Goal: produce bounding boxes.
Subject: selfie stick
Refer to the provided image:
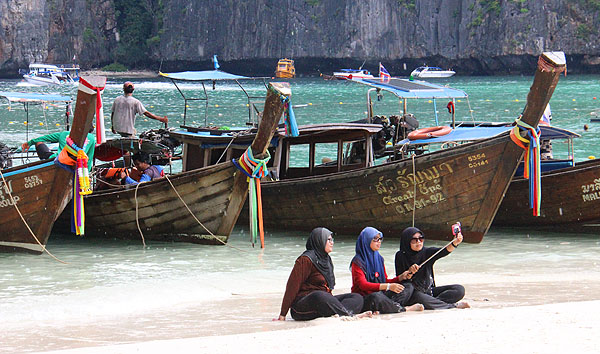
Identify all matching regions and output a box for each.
[418,238,457,268]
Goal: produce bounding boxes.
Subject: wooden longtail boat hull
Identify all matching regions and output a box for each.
[0,76,103,253]
[494,158,600,231]
[56,82,288,244]
[255,53,566,243]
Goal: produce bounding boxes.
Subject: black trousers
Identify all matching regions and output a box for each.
[290,291,364,321]
[408,284,465,310]
[362,282,415,314]
[34,143,53,160]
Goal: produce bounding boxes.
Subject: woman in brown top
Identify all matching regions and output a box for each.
[277,227,365,321]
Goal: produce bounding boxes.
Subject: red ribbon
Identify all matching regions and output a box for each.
[78,77,105,139]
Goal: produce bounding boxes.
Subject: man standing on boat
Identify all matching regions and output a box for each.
[111,81,168,138]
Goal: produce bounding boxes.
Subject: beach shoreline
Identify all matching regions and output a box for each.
[80,70,158,78]
[37,299,599,354]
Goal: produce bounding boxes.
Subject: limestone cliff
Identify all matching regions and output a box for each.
[1,0,599,77]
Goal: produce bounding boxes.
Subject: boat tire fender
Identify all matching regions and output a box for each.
[407,126,452,140]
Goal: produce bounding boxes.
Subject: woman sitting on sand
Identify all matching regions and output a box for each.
[350,227,424,314]
[395,226,470,310]
[277,227,368,321]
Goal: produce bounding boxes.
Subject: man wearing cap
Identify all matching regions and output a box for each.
[111,81,168,137]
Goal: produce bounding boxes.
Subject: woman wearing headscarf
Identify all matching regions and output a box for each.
[277,227,366,321]
[350,227,423,313]
[395,226,470,310]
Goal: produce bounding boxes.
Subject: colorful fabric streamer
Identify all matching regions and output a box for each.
[55,137,92,235]
[232,148,271,248]
[510,118,542,216]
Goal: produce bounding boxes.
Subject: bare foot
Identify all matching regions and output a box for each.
[373,311,380,316]
[355,310,374,318]
[406,303,425,311]
[456,301,470,309]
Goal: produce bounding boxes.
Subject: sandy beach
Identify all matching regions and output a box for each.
[38,300,599,354]
[19,265,600,354]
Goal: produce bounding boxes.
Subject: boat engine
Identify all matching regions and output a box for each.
[139,128,182,165]
[0,143,13,169]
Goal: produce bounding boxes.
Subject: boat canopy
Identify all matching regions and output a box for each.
[0,91,72,103]
[159,70,251,81]
[397,125,580,145]
[353,78,467,99]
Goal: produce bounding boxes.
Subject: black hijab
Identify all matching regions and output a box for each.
[395,226,434,293]
[395,226,428,274]
[301,227,336,289]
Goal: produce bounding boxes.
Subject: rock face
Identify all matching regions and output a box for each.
[1,0,600,77]
[0,0,116,77]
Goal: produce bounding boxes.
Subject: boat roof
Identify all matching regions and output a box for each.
[352,78,467,99]
[0,91,72,103]
[397,125,580,145]
[339,69,368,73]
[29,63,60,69]
[159,70,253,81]
[415,66,445,70]
[280,123,382,143]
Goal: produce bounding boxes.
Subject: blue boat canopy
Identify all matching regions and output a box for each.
[397,125,580,145]
[0,91,72,103]
[353,78,468,99]
[159,70,251,81]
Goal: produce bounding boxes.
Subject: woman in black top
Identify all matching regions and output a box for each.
[394,226,469,310]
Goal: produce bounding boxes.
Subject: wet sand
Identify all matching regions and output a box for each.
[10,269,600,353]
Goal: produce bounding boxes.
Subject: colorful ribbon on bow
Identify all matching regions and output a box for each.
[55,137,92,235]
[271,84,299,137]
[510,118,542,216]
[233,148,271,248]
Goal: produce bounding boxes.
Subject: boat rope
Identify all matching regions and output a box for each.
[162,174,249,253]
[232,147,271,248]
[271,85,299,137]
[131,175,249,253]
[411,153,416,227]
[215,129,253,165]
[134,181,146,248]
[510,117,542,216]
[56,137,92,235]
[0,169,67,263]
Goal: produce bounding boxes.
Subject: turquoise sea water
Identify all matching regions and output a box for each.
[1,75,600,352]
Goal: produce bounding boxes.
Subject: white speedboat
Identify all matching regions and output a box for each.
[332,68,375,80]
[410,66,455,78]
[20,63,80,86]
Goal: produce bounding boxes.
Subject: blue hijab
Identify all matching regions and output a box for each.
[350,227,387,283]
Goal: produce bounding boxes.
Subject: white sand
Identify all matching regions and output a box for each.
[38,300,599,354]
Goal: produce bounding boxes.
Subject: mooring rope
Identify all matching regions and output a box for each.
[0,169,67,263]
[131,174,248,253]
[411,153,416,227]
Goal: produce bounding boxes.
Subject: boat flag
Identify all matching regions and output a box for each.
[379,63,391,81]
[212,55,220,70]
[539,104,552,126]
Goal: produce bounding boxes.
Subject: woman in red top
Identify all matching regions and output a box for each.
[277,227,366,321]
[351,227,423,314]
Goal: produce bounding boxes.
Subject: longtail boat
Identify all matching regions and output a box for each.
[64,80,288,244]
[0,77,103,253]
[494,126,600,232]
[246,52,566,243]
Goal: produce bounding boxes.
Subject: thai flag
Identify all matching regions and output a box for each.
[539,104,552,126]
[379,63,391,81]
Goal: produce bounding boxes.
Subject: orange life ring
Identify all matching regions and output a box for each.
[407,126,452,140]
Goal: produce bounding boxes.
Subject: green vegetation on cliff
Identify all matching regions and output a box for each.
[113,0,164,68]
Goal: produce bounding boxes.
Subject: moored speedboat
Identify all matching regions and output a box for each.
[333,68,375,80]
[20,63,80,86]
[410,66,455,78]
